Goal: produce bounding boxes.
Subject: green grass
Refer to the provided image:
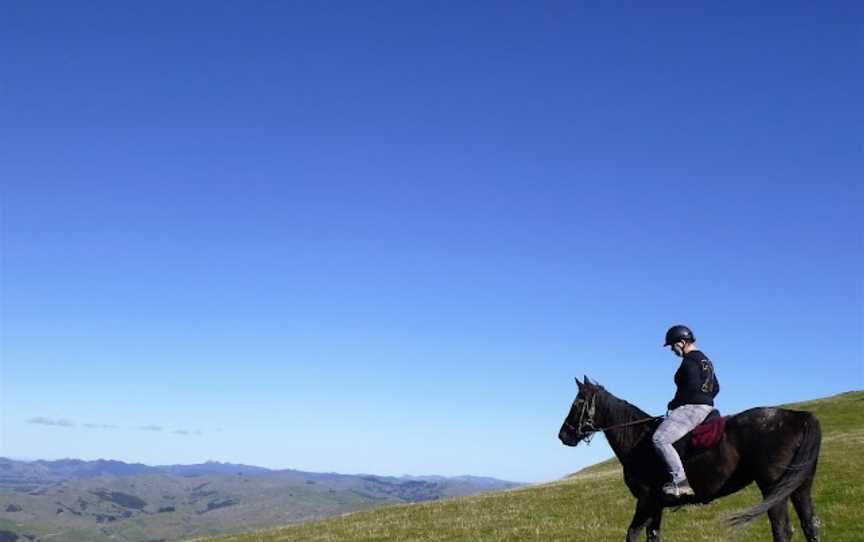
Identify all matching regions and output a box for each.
[200,391,864,542]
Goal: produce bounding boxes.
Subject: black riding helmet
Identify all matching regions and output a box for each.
[664,325,695,346]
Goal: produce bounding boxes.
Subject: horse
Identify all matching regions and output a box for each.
[558,377,821,542]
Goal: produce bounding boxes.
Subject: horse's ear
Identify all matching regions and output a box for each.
[575,377,583,390]
[583,375,591,387]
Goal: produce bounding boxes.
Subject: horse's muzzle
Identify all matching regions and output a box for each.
[559,427,580,446]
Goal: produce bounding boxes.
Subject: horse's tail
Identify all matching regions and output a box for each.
[728,412,821,527]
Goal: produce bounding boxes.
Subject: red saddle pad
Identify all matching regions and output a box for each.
[691,416,726,449]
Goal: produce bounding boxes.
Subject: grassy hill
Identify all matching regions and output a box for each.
[202,391,863,542]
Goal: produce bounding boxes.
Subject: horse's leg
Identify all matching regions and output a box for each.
[625,496,657,542]
[791,480,821,542]
[645,506,663,542]
[766,500,793,542]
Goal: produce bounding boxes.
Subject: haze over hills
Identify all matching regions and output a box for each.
[0,458,523,542]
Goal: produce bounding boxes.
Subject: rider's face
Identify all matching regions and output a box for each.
[670,342,684,357]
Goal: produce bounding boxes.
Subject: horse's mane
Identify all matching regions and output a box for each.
[593,384,652,421]
[591,384,657,452]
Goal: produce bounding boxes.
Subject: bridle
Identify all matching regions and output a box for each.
[563,394,598,443]
[564,393,661,445]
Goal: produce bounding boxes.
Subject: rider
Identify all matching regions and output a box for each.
[652,324,720,497]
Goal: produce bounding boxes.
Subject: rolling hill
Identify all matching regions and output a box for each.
[202,390,863,542]
[0,461,520,541]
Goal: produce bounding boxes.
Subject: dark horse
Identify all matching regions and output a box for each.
[558,377,821,542]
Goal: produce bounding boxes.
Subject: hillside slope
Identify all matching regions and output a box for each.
[0,462,520,541]
[203,390,864,542]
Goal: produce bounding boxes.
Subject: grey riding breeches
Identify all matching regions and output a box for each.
[652,404,714,484]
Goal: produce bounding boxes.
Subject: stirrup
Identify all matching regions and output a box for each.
[662,481,694,497]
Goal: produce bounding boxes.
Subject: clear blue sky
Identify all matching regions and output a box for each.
[1,2,861,483]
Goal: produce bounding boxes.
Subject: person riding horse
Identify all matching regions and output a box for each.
[559,336,821,541]
[653,324,720,498]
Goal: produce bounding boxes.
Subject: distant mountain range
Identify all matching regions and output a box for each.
[0,458,275,487]
[0,458,523,542]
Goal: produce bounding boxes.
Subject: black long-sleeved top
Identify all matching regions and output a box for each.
[667,350,720,411]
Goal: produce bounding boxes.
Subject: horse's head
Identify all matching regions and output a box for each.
[558,375,603,447]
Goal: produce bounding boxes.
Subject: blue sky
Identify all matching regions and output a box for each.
[1,2,861,483]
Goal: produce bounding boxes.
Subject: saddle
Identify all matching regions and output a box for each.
[673,409,726,457]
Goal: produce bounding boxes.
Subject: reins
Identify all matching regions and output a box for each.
[564,393,662,444]
[594,416,663,433]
